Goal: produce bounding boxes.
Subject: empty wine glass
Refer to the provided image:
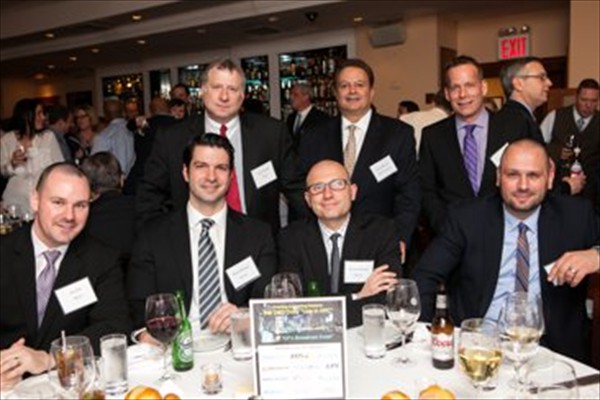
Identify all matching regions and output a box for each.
[48,335,96,398]
[145,293,181,382]
[458,319,502,399]
[271,272,303,296]
[499,293,544,394]
[264,280,297,298]
[525,358,579,399]
[385,279,421,366]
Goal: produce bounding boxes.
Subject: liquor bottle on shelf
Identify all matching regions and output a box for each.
[431,284,454,370]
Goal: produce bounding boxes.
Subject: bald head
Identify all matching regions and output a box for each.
[306,160,350,187]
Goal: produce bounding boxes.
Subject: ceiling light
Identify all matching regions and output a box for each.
[45,32,55,39]
[137,39,146,45]
[47,64,55,69]
[132,14,142,21]
[69,56,77,62]
[268,16,279,23]
[34,73,46,80]
[91,48,100,54]
[196,28,207,34]
[353,16,364,23]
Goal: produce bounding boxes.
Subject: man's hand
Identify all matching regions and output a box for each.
[562,173,586,195]
[0,338,51,391]
[138,330,163,347]
[356,265,398,300]
[547,248,600,287]
[207,303,239,334]
[399,241,406,265]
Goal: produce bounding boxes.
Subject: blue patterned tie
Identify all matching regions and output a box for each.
[463,124,479,194]
[515,223,530,292]
[37,250,60,327]
[197,219,220,329]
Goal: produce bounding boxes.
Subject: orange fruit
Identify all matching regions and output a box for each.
[163,394,181,400]
[381,390,410,400]
[125,385,162,400]
[419,384,455,400]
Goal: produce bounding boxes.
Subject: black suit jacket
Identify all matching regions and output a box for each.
[413,194,599,362]
[136,112,306,233]
[277,214,402,327]
[298,112,421,243]
[0,226,132,353]
[494,99,545,143]
[286,107,330,151]
[420,111,518,233]
[127,208,277,329]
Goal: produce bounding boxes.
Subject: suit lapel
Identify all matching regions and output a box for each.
[442,118,474,196]
[480,197,505,315]
[482,112,502,194]
[240,114,258,214]
[171,210,193,307]
[224,210,245,301]
[306,220,331,293]
[352,114,381,182]
[537,200,560,331]
[340,217,363,287]
[11,229,38,342]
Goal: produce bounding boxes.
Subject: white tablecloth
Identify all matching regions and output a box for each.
[3,324,599,399]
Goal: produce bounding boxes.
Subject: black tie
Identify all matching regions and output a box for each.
[330,233,341,294]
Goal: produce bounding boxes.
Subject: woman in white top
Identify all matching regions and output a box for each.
[0,99,64,215]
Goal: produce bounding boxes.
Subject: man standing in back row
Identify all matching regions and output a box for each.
[299,58,420,258]
[137,59,306,232]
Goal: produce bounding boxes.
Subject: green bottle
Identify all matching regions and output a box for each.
[307,280,321,297]
[172,290,193,372]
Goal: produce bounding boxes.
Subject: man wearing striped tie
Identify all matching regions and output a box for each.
[414,139,600,363]
[128,134,276,343]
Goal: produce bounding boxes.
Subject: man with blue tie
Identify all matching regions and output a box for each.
[414,139,600,363]
[128,134,276,343]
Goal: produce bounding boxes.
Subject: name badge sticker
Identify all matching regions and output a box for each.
[344,260,375,284]
[370,155,398,183]
[251,161,277,189]
[543,261,558,286]
[226,256,261,290]
[55,277,98,315]
[490,142,509,167]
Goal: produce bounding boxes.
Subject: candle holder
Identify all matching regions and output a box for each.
[201,363,222,395]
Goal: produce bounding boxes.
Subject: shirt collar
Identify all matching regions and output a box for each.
[205,114,240,135]
[187,202,228,230]
[318,215,351,242]
[503,205,541,235]
[456,108,489,131]
[572,107,591,123]
[342,108,372,133]
[30,226,69,259]
[298,105,313,120]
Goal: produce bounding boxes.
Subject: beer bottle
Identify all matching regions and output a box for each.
[431,283,454,369]
[307,280,321,297]
[172,290,193,372]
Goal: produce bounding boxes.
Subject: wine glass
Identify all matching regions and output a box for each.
[145,293,181,381]
[264,280,297,298]
[48,335,96,398]
[499,293,544,394]
[385,279,421,366]
[525,358,579,399]
[271,272,303,296]
[458,318,503,399]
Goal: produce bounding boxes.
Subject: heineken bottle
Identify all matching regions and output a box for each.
[172,290,193,371]
[307,280,321,297]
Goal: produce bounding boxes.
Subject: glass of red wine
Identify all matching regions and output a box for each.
[145,293,181,381]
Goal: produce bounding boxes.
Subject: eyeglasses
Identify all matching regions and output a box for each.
[306,178,350,195]
[517,73,549,82]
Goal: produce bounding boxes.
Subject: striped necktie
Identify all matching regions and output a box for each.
[463,124,479,195]
[197,219,220,328]
[515,223,530,292]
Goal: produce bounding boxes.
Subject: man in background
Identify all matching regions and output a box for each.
[286,81,329,153]
[46,105,73,162]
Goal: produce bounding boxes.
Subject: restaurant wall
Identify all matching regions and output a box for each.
[568,0,599,86]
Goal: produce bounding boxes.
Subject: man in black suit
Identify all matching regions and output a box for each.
[0,163,131,389]
[128,134,276,341]
[136,59,306,233]
[299,58,420,259]
[414,139,600,362]
[278,160,401,327]
[286,81,330,152]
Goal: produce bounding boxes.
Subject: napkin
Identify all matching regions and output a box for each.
[127,343,163,372]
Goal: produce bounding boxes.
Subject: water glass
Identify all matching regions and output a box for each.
[230,308,252,361]
[362,304,386,359]
[99,334,128,396]
[525,359,579,399]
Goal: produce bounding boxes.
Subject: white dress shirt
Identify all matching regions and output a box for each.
[341,108,372,161]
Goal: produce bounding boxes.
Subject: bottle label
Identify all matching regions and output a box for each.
[435,294,447,309]
[432,332,454,361]
[177,332,194,363]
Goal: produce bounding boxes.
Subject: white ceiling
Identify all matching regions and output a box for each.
[0,0,568,78]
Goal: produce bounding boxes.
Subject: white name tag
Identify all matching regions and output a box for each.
[370,155,398,183]
[226,256,261,290]
[543,261,558,286]
[251,161,277,189]
[490,142,509,167]
[55,277,98,315]
[344,260,374,284]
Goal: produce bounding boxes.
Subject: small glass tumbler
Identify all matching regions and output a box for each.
[201,363,223,395]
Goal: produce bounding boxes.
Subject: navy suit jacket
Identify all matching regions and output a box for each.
[286,106,330,151]
[127,208,277,329]
[494,99,545,143]
[299,112,421,243]
[413,194,599,362]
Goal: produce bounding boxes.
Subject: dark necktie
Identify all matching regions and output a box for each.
[37,250,60,327]
[576,118,585,132]
[515,223,530,292]
[293,113,302,135]
[219,124,242,213]
[463,124,479,195]
[197,219,220,328]
[330,233,341,294]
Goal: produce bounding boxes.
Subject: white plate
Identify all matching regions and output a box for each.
[358,321,402,345]
[193,330,230,353]
[6,374,58,400]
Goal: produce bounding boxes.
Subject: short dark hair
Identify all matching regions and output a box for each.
[47,104,70,125]
[36,162,89,192]
[500,56,544,97]
[170,83,190,96]
[168,98,187,108]
[335,58,375,87]
[443,55,483,88]
[399,100,420,113]
[80,152,123,194]
[182,133,235,170]
[577,78,599,94]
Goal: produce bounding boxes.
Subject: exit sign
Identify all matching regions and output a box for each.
[498,33,530,60]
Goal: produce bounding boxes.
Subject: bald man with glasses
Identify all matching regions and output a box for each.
[277,160,402,327]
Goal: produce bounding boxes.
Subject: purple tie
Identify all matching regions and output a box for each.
[515,223,530,292]
[463,124,479,194]
[37,250,60,327]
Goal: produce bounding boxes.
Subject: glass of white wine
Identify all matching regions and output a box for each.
[499,293,544,394]
[458,318,503,399]
[386,279,421,366]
